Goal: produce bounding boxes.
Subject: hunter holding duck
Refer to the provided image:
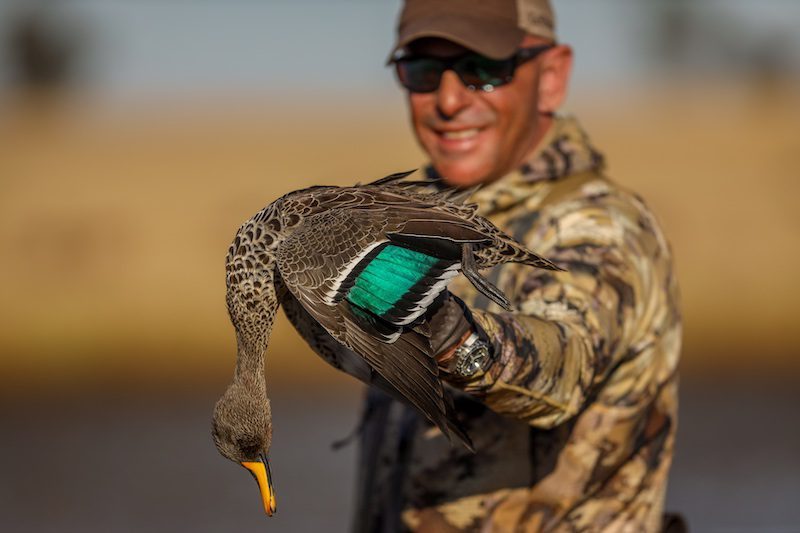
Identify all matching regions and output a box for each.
[350,1,684,531]
[213,0,684,531]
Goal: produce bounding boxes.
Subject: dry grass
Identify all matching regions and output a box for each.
[1,82,798,395]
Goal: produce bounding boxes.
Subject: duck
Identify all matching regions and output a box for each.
[211,170,560,516]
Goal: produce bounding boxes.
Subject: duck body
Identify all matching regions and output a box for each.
[223,171,559,450]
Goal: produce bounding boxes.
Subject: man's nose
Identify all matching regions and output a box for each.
[435,70,473,119]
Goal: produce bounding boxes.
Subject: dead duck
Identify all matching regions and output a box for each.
[211,170,560,516]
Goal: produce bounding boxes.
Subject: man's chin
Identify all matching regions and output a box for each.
[433,160,497,188]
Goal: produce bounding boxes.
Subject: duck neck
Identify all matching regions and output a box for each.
[234,343,266,389]
[230,278,278,394]
[233,308,275,389]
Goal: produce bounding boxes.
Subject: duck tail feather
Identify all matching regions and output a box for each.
[462,244,513,311]
[393,179,443,189]
[365,169,418,187]
[513,246,565,272]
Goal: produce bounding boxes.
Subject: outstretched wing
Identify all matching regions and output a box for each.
[280,288,457,438]
[275,207,476,448]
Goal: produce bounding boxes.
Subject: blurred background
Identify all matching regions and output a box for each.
[1,1,798,531]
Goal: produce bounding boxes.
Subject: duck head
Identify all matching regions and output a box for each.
[212,379,276,516]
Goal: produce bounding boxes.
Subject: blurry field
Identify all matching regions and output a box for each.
[1,84,799,391]
[1,82,799,531]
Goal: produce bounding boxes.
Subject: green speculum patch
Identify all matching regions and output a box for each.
[346,245,438,316]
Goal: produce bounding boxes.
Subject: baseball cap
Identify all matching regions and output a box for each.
[389,0,556,61]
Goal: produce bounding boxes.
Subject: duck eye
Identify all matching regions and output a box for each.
[237,437,261,458]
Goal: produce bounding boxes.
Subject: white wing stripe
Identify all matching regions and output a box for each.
[395,263,461,325]
[322,240,387,306]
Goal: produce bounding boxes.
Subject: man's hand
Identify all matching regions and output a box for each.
[428,293,474,367]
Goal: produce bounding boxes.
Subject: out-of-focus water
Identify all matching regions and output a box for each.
[0,387,364,533]
[2,377,798,532]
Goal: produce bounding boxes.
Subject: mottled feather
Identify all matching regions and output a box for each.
[223,170,562,451]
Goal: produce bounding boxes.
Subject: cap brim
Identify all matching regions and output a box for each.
[387,13,525,64]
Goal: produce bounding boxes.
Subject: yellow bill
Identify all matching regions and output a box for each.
[241,454,277,516]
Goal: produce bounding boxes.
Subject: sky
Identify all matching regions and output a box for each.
[0,0,798,103]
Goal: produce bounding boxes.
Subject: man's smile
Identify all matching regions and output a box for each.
[432,126,489,154]
[441,127,481,140]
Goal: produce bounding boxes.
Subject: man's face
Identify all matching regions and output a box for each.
[405,36,568,187]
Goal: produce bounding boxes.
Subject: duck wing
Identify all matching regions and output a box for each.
[276,207,477,448]
[280,287,466,448]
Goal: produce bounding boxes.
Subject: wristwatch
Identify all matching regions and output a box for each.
[452,332,491,379]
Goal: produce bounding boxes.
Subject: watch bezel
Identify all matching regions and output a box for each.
[453,333,490,378]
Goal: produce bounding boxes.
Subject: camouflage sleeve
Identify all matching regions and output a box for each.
[448,186,678,429]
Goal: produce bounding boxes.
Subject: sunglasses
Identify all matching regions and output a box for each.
[393,44,554,94]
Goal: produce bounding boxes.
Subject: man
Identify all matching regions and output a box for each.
[346,1,684,532]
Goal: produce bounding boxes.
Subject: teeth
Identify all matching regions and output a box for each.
[442,128,479,140]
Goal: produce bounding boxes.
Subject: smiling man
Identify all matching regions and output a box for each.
[347,1,685,532]
[400,34,567,188]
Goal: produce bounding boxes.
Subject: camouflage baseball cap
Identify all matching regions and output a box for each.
[389,0,556,61]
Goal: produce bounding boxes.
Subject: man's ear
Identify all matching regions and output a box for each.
[537,44,573,114]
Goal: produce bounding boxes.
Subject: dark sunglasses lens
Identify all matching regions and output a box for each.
[396,58,443,93]
[456,55,514,90]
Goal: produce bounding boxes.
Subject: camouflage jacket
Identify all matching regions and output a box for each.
[351,116,682,533]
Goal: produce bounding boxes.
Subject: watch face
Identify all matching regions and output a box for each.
[455,342,489,378]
